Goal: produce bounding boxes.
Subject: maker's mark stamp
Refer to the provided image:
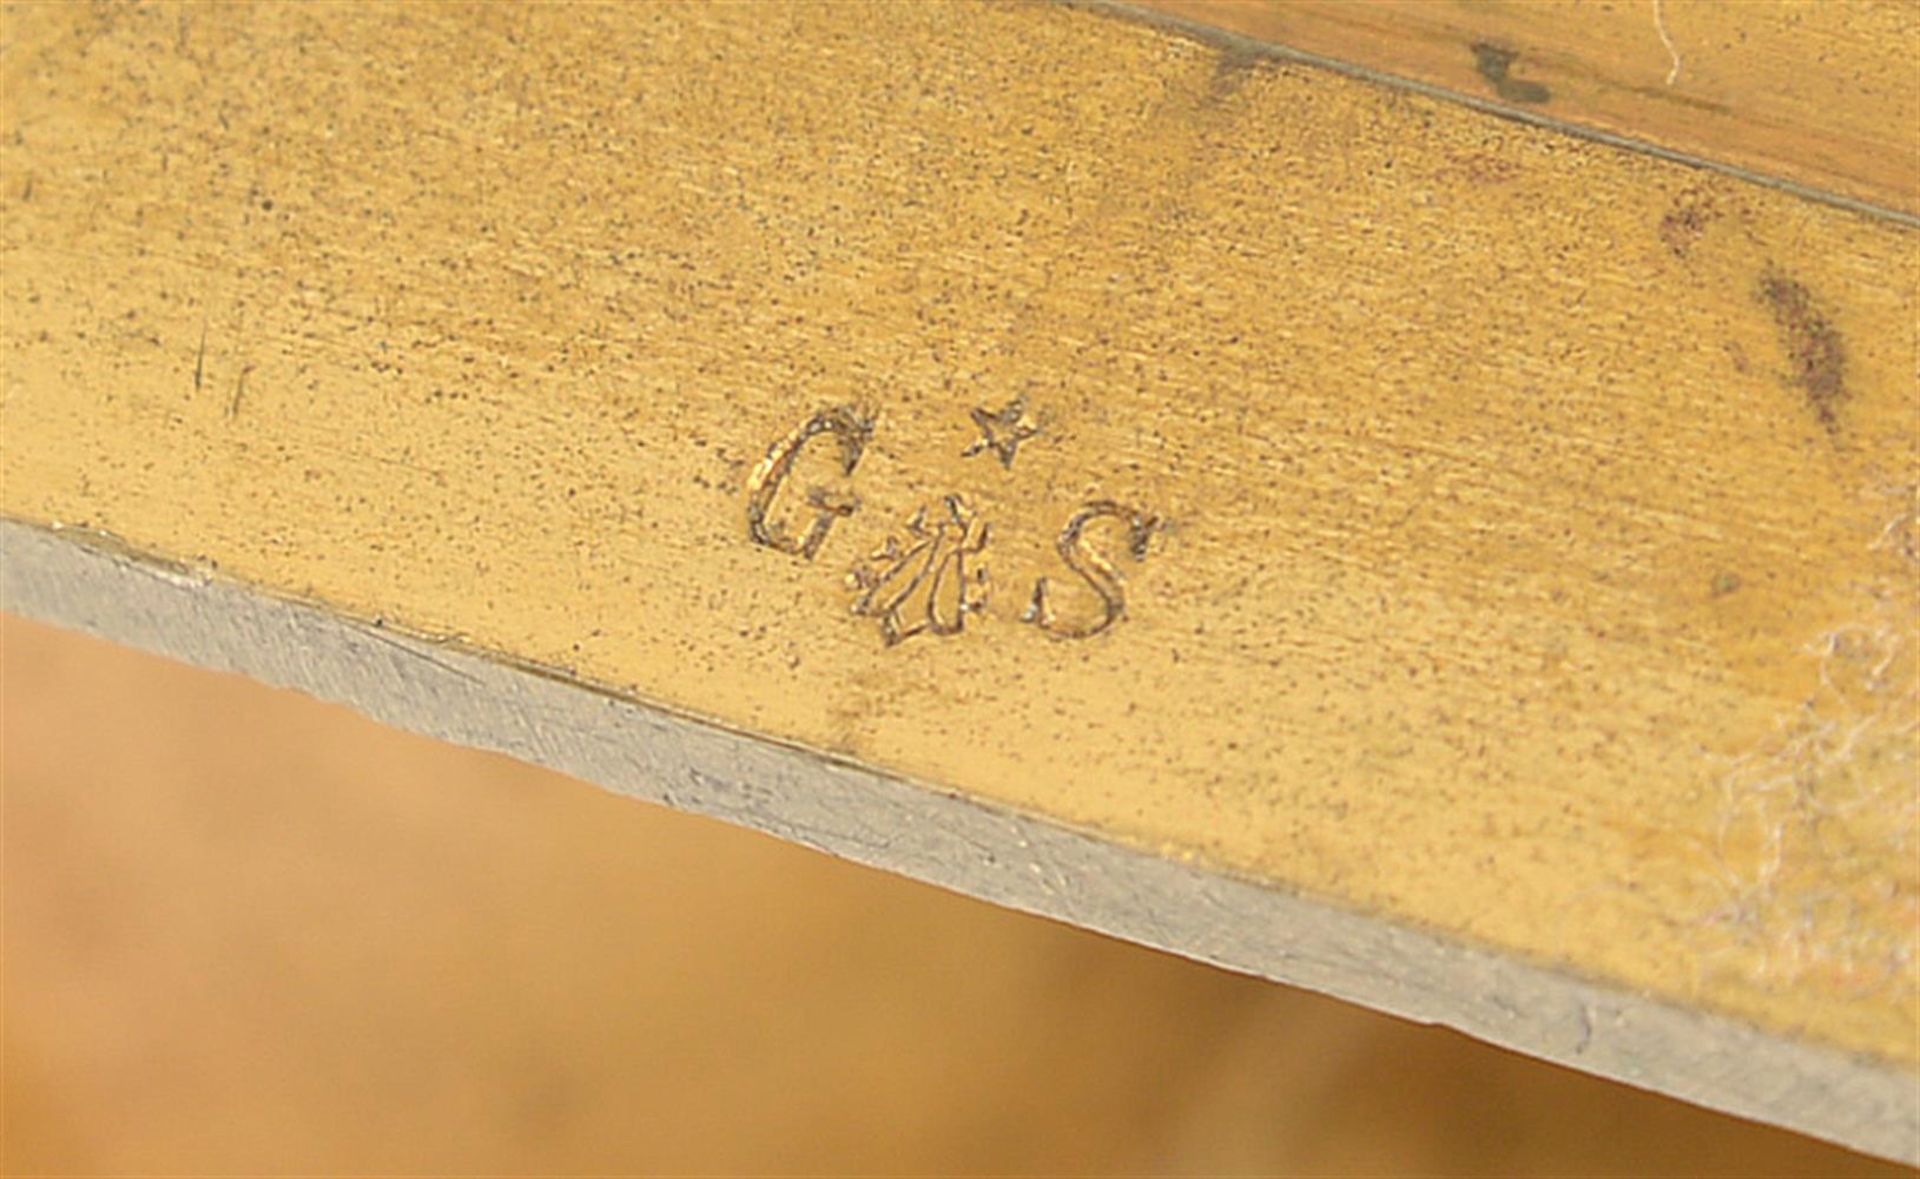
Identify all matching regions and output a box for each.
[745,403,1161,645]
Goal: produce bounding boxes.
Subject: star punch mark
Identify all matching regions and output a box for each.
[962,396,1039,470]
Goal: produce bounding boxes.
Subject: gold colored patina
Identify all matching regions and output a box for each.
[3,2,1915,1072]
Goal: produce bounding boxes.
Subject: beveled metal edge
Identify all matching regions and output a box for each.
[4,515,1912,1163]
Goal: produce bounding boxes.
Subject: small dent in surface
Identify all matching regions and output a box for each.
[1471,43,1551,104]
[1757,268,1848,432]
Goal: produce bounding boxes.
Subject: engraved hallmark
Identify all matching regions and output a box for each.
[746,404,1160,644]
[744,405,873,560]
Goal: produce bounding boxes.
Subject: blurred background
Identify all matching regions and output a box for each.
[3,612,1906,1176]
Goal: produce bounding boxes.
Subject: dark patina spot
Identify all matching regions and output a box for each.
[1758,269,1847,432]
[1472,43,1551,104]
[1659,192,1721,258]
